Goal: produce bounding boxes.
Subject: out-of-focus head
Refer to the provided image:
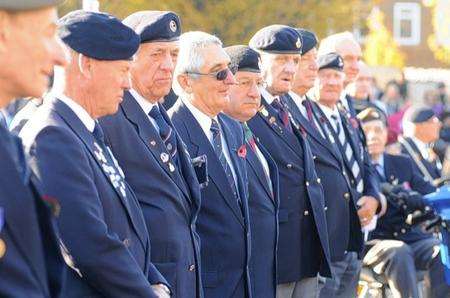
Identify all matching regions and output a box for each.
[223,45,263,122]
[358,107,388,158]
[318,32,362,86]
[384,81,400,101]
[174,31,235,117]
[403,106,442,143]
[249,25,301,96]
[315,52,345,107]
[292,28,319,95]
[0,0,67,107]
[58,10,139,118]
[352,61,372,100]
[123,11,181,103]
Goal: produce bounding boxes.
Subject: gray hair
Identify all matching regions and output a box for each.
[317,31,358,56]
[173,31,223,95]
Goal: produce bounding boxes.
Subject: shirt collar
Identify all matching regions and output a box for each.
[288,91,306,106]
[182,97,217,136]
[57,93,95,133]
[317,102,339,121]
[260,88,279,105]
[129,89,159,115]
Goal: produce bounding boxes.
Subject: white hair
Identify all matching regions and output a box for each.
[317,31,358,56]
[173,31,223,96]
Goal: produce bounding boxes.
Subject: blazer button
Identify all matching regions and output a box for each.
[188,264,195,272]
[401,228,406,234]
[123,238,131,247]
[393,232,398,237]
[344,193,350,200]
[313,155,317,160]
[286,163,293,169]
[324,206,328,211]
[304,210,309,216]
[305,181,310,186]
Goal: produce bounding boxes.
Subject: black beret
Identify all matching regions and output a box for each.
[0,0,63,10]
[123,11,181,43]
[404,107,436,123]
[249,25,302,54]
[225,45,260,73]
[296,28,318,55]
[317,52,344,71]
[58,10,140,61]
[357,107,387,125]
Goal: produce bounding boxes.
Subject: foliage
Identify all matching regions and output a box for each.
[427,0,450,66]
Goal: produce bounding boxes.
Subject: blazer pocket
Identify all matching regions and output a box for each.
[202,271,218,288]
[154,262,177,295]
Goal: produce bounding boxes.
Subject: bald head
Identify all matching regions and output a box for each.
[318,32,362,86]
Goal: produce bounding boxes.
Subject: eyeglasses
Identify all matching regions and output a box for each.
[186,67,233,81]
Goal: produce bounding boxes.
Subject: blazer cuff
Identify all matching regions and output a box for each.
[376,193,388,217]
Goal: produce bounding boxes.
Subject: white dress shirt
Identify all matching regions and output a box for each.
[58,93,95,132]
[289,91,325,138]
[260,88,278,105]
[129,89,160,132]
[183,98,238,185]
[317,102,342,133]
[340,91,351,112]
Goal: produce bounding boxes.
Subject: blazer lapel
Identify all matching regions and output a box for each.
[178,103,245,227]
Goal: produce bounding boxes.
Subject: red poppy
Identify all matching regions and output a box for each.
[237,144,247,158]
[42,195,61,217]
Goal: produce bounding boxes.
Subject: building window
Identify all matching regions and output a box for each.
[393,2,421,46]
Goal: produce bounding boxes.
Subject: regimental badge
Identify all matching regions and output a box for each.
[260,106,269,117]
[168,162,175,172]
[269,116,276,124]
[160,152,169,163]
[150,140,156,146]
[296,37,302,49]
[338,57,344,68]
[169,20,177,32]
[167,143,173,151]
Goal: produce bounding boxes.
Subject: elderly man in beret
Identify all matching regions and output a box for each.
[400,107,443,185]
[223,45,279,298]
[357,107,450,298]
[99,11,203,298]
[247,25,331,298]
[169,31,253,298]
[308,53,380,297]
[0,1,68,297]
[20,10,169,298]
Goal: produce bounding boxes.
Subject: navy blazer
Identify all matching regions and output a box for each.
[244,125,279,298]
[0,125,65,298]
[20,97,166,298]
[247,95,331,283]
[99,91,202,298]
[370,153,436,243]
[169,100,252,298]
[399,137,442,181]
[283,94,363,261]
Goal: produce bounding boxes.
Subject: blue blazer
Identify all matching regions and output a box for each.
[370,153,436,243]
[169,100,252,298]
[20,97,166,298]
[0,125,65,298]
[247,96,331,284]
[283,94,363,261]
[400,137,442,181]
[244,125,279,298]
[99,91,202,298]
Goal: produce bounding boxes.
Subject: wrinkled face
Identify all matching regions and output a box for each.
[88,59,132,118]
[185,44,235,116]
[224,71,263,122]
[293,48,318,92]
[0,7,66,104]
[131,41,179,102]
[336,40,362,85]
[415,116,442,143]
[260,52,300,95]
[317,68,344,106]
[362,120,387,157]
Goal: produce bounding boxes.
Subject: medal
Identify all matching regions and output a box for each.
[160,153,169,163]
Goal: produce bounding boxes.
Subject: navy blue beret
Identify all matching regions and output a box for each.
[123,11,181,43]
[317,52,344,71]
[225,45,260,73]
[249,25,302,54]
[405,107,436,123]
[296,28,318,55]
[58,10,140,61]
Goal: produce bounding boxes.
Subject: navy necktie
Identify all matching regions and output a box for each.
[148,106,178,165]
[210,119,241,208]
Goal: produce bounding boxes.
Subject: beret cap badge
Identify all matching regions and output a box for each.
[296,38,301,49]
[169,20,177,33]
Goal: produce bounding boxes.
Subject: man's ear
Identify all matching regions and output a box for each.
[0,11,12,53]
[78,53,93,79]
[177,74,193,94]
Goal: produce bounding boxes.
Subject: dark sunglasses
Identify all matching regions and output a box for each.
[187,67,234,81]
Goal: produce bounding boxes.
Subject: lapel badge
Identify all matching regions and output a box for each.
[167,143,173,151]
[168,162,175,172]
[391,177,398,185]
[150,140,156,146]
[260,107,269,117]
[160,152,169,163]
[0,238,5,259]
[269,116,276,124]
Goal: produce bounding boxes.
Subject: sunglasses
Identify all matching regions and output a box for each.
[187,67,234,81]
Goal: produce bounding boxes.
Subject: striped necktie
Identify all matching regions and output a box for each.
[331,114,364,193]
[149,106,178,165]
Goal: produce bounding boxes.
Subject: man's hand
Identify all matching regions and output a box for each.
[151,284,171,298]
[357,196,379,227]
